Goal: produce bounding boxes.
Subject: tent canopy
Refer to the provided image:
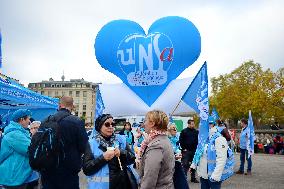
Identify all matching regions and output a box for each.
[100,77,195,117]
[0,77,59,125]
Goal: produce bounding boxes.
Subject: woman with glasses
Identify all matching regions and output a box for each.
[168,124,189,189]
[83,114,137,189]
[137,110,175,189]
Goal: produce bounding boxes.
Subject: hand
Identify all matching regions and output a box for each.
[114,148,121,157]
[103,150,115,161]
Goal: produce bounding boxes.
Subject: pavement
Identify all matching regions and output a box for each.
[79,153,284,189]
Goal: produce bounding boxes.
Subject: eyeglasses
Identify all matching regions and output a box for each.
[104,122,115,128]
[170,128,177,131]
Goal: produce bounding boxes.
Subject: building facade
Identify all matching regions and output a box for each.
[28,77,99,125]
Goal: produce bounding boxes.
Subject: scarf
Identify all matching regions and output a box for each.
[139,129,167,157]
[94,132,116,149]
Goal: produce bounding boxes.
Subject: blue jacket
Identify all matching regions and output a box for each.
[87,134,126,189]
[0,121,32,186]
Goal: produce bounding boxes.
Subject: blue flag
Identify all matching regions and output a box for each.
[247,110,255,158]
[181,62,209,145]
[0,30,2,68]
[94,87,105,120]
[91,87,105,137]
[211,107,219,121]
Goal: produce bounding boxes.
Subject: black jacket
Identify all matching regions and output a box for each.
[83,142,136,189]
[179,127,199,152]
[44,108,89,173]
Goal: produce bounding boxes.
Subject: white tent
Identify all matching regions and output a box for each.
[100,77,195,116]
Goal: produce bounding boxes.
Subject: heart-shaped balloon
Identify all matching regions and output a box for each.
[95,16,201,106]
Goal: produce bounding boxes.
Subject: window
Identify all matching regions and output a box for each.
[62,91,65,96]
[69,91,73,96]
[51,84,55,88]
[83,91,87,97]
[75,112,78,116]
[83,105,86,111]
[75,105,79,111]
[41,91,44,95]
[82,112,86,117]
[48,91,52,96]
[76,91,80,97]
[55,91,58,96]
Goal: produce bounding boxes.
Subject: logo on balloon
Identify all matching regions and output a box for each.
[117,33,174,86]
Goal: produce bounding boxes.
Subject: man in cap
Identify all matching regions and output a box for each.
[40,96,88,189]
[0,109,33,188]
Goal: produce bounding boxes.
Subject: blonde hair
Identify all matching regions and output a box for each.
[146,110,169,131]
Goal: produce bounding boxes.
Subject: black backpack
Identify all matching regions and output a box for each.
[28,113,70,172]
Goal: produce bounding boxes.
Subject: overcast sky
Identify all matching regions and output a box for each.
[0,0,283,87]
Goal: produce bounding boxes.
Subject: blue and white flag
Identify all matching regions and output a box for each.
[247,110,255,158]
[0,30,2,68]
[211,107,219,122]
[181,62,209,145]
[94,86,105,121]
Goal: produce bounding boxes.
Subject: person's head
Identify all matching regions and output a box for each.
[29,121,41,136]
[187,119,195,129]
[168,124,177,136]
[124,122,132,131]
[59,96,74,112]
[208,116,215,128]
[11,109,32,128]
[144,110,169,134]
[95,114,115,137]
[216,119,225,127]
[240,118,248,128]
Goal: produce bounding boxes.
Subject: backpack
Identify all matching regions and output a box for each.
[28,113,70,172]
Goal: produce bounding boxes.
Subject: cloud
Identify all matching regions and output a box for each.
[0,0,283,87]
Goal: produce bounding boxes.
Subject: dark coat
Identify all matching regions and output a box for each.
[41,108,89,189]
[179,127,199,152]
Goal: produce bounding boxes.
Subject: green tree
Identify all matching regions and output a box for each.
[210,60,284,128]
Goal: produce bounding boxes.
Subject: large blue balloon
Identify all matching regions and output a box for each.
[95,16,201,106]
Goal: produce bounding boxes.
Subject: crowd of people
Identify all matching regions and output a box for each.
[1,95,280,189]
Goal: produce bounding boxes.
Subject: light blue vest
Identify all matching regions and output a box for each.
[124,130,133,145]
[240,127,248,149]
[207,132,235,182]
[87,134,126,189]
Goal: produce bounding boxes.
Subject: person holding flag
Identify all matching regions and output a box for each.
[236,111,255,175]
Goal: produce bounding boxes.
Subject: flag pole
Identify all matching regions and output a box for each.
[170,99,183,117]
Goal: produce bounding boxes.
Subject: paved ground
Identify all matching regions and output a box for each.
[79,153,284,189]
[189,153,284,189]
